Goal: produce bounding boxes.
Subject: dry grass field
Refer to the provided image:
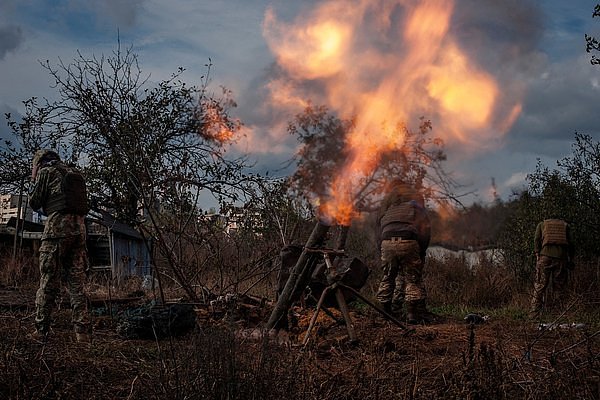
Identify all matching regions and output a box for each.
[1,257,599,400]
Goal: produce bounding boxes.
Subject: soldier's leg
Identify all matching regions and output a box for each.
[64,235,90,334]
[376,258,399,312]
[404,242,432,323]
[529,256,552,317]
[397,248,426,313]
[552,260,570,309]
[391,269,406,315]
[35,240,61,333]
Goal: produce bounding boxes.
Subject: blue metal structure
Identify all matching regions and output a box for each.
[86,209,152,282]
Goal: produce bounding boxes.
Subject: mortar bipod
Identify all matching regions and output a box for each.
[302,248,357,345]
[302,248,411,346]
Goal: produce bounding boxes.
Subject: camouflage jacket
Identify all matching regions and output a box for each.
[29,162,86,240]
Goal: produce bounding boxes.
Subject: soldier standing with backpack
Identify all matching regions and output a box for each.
[529,217,575,319]
[29,149,91,342]
[375,181,435,324]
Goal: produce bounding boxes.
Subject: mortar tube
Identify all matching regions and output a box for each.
[335,224,350,251]
[265,219,331,330]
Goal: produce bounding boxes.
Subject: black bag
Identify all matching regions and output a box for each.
[116,303,196,339]
[62,169,90,215]
[44,165,90,215]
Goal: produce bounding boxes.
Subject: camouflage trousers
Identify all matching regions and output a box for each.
[530,255,569,315]
[376,239,426,305]
[35,235,90,334]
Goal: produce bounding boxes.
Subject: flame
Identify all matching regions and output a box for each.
[263,0,522,224]
[426,43,498,138]
[201,101,237,142]
[264,5,352,80]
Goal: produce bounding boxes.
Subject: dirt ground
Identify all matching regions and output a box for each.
[0,285,599,399]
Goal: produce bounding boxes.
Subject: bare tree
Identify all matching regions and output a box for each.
[585,4,600,65]
[1,42,262,301]
[287,104,460,214]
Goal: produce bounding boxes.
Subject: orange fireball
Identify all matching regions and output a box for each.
[263,0,522,224]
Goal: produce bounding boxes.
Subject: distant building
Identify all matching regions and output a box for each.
[426,245,504,268]
[198,212,227,229]
[0,194,32,224]
[220,205,264,235]
[0,216,44,257]
[199,207,264,236]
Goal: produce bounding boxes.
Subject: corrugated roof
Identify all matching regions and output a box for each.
[2,210,144,241]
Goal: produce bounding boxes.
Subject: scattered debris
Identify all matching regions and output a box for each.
[236,328,291,345]
[209,292,238,308]
[141,274,157,290]
[537,322,587,331]
[464,313,489,324]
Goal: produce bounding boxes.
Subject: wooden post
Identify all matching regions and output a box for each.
[12,177,25,263]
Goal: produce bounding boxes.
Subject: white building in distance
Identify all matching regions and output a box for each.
[0,194,33,224]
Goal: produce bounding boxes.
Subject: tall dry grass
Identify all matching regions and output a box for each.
[0,252,38,288]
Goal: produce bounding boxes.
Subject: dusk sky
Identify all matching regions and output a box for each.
[1,0,599,207]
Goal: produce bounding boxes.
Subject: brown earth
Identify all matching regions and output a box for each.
[0,286,598,399]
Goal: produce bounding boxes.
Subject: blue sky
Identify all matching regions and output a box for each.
[1,0,599,206]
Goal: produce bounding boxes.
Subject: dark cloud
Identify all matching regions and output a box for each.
[452,0,543,59]
[507,59,600,156]
[445,1,600,171]
[0,25,24,60]
[94,0,144,29]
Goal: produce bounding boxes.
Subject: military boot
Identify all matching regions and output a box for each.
[407,300,420,324]
[391,300,404,317]
[379,301,392,314]
[416,299,438,324]
[407,299,437,324]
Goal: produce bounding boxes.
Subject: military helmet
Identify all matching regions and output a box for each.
[32,149,60,168]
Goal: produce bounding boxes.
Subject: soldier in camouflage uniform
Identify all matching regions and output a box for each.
[29,149,91,342]
[375,182,434,324]
[529,218,575,319]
